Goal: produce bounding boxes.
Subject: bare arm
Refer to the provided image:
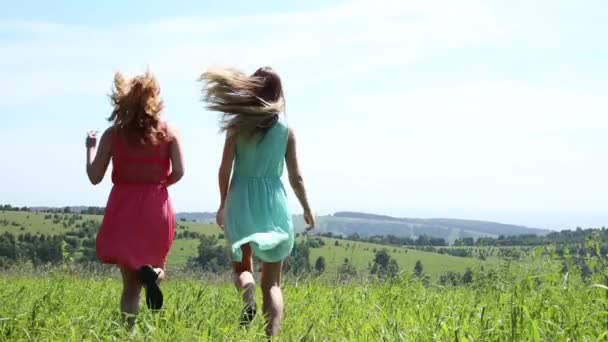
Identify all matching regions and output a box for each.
[286,129,314,229]
[218,134,236,209]
[166,125,185,186]
[215,134,235,229]
[86,128,112,185]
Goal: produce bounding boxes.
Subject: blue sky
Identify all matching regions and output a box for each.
[1,0,607,229]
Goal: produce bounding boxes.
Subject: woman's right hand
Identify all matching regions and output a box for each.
[304,209,315,231]
[85,131,98,148]
[216,207,225,230]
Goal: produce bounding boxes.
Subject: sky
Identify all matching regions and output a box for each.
[1,0,607,230]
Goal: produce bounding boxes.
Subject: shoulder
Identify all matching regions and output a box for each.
[163,122,181,141]
[102,126,114,138]
[275,118,288,130]
[100,127,114,143]
[96,127,115,153]
[273,119,290,137]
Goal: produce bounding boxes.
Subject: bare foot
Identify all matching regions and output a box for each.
[154,268,165,281]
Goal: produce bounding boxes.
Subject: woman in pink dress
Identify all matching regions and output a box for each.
[85,71,184,325]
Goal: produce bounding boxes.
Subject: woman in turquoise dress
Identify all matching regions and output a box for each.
[200,66,314,337]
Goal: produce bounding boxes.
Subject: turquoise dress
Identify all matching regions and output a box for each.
[225,120,294,262]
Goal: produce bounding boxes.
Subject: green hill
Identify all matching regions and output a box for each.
[306,238,494,279]
[0,211,101,234]
[0,210,497,279]
[294,212,551,243]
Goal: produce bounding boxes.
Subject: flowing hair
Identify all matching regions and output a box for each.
[199,66,285,139]
[108,71,167,145]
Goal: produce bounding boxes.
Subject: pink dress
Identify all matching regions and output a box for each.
[96,123,176,270]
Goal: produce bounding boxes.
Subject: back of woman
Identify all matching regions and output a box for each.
[85,70,184,327]
[200,66,313,337]
[228,120,292,262]
[111,124,172,185]
[232,121,289,178]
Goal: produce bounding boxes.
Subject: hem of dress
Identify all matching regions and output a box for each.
[230,232,290,263]
[97,256,166,270]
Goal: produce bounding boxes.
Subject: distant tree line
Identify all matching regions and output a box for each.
[469,227,608,247]
[0,204,30,212]
[316,228,608,263]
[80,207,105,215]
[175,230,203,240]
[317,232,448,247]
[0,205,105,215]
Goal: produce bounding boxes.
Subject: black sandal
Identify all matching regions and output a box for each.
[240,303,257,327]
[138,265,163,311]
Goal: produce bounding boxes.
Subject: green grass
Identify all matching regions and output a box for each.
[165,236,497,278]
[1,210,500,279]
[175,221,218,236]
[166,236,498,279]
[1,257,606,341]
[167,239,204,267]
[308,238,497,279]
[0,211,101,235]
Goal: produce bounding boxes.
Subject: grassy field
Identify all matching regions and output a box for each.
[1,210,606,340]
[168,239,201,267]
[0,257,606,341]
[166,237,493,279]
[1,211,498,279]
[307,238,496,279]
[0,211,100,235]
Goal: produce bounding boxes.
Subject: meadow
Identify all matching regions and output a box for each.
[304,238,494,279]
[1,209,607,340]
[1,255,606,341]
[1,210,496,279]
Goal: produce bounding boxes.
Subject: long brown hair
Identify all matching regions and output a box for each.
[108,71,167,145]
[199,66,285,139]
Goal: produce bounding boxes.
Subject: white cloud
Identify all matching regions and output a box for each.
[2,0,607,228]
[0,0,508,106]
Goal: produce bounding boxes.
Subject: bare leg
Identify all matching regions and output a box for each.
[261,261,284,337]
[120,266,143,328]
[232,244,256,325]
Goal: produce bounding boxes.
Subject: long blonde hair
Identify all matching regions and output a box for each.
[108,71,166,145]
[199,66,285,139]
